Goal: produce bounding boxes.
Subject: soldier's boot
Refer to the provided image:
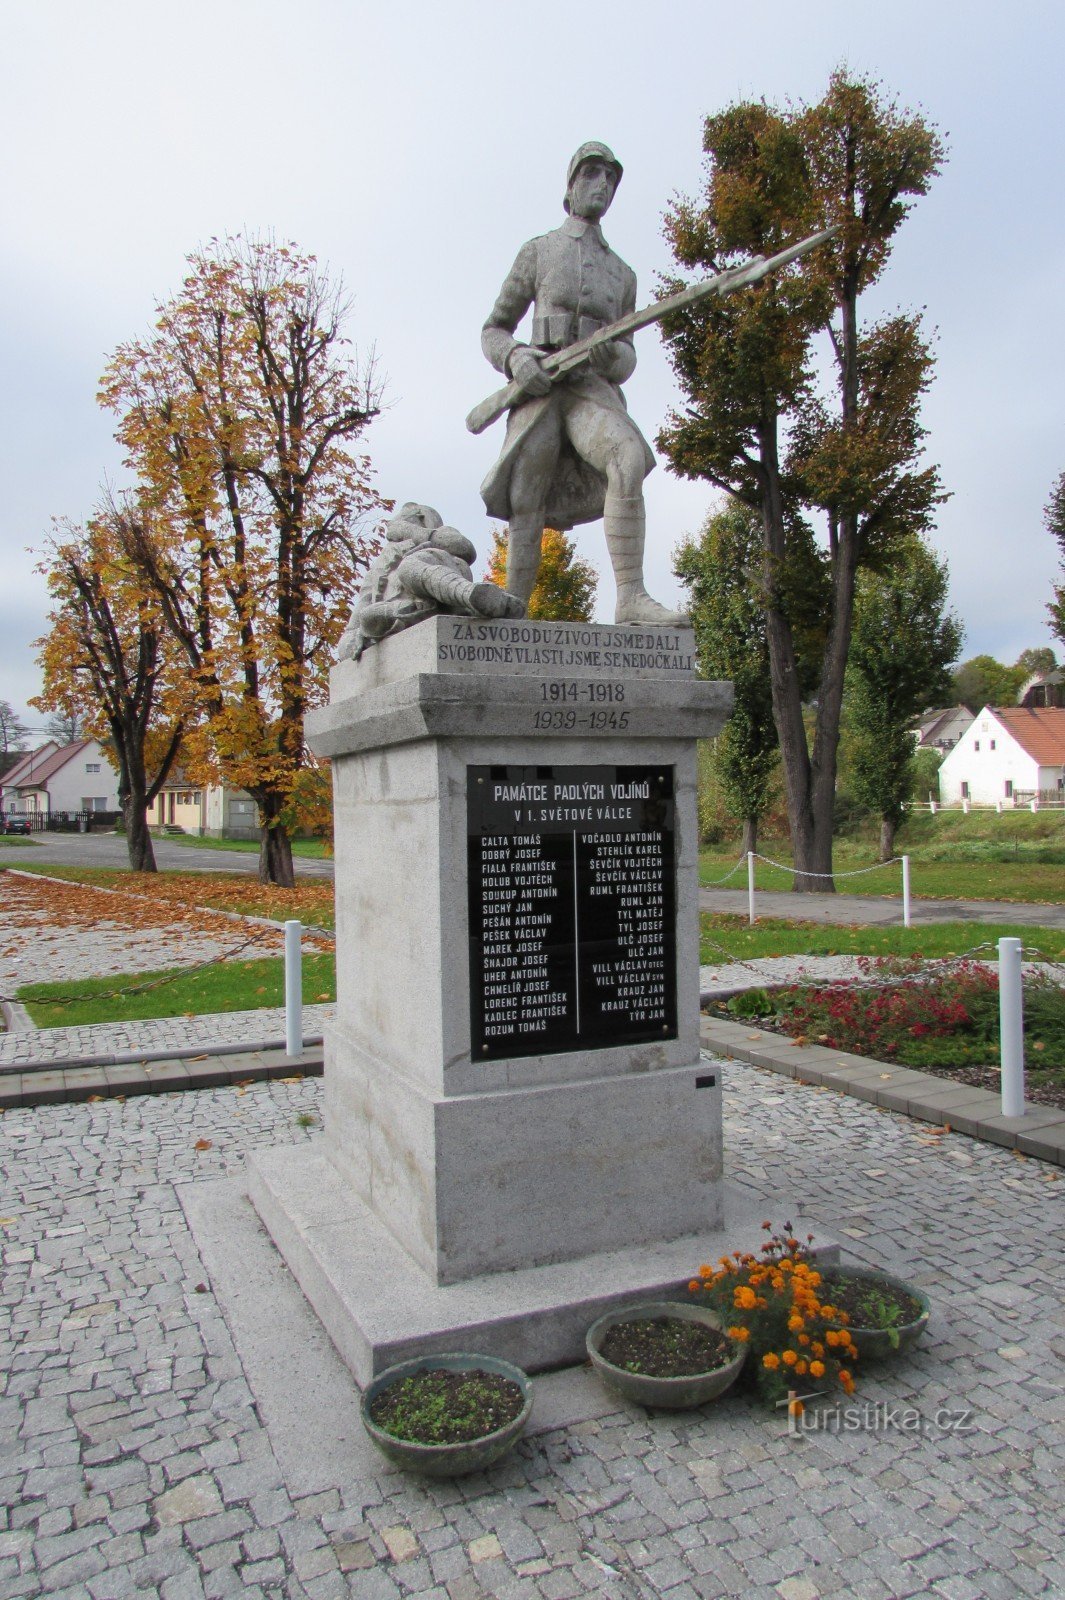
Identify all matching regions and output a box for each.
[505,518,545,607]
[606,495,689,626]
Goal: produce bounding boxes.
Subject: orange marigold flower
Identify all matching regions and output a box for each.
[847,1344,859,1361]
[727,1326,750,1342]
[812,1342,825,1358]
[809,1360,826,1378]
[788,1396,805,1418]
[839,1370,855,1395]
[825,1330,839,1347]
[688,1280,701,1294]
[795,1360,808,1376]
[734,1286,757,1310]
[788,1315,804,1332]
[762,1352,780,1370]
[798,1334,810,1347]
[762,1221,772,1230]
[782,1349,798,1367]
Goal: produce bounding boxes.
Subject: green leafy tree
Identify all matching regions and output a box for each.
[675,502,780,855]
[1014,646,1057,679]
[951,654,1026,711]
[659,74,944,892]
[485,526,597,620]
[846,537,961,859]
[1047,471,1065,646]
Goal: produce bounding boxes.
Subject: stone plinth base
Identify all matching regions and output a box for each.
[247,1143,839,1383]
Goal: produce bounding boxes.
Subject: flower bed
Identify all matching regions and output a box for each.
[713,956,1065,1110]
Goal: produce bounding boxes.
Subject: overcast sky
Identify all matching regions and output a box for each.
[2,0,1062,732]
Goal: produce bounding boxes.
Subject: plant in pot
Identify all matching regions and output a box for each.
[586,1301,747,1409]
[689,1223,860,1410]
[360,1352,532,1477]
[815,1264,930,1360]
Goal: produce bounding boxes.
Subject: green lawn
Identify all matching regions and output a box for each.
[699,913,1065,966]
[164,833,332,858]
[17,952,337,1028]
[700,810,1065,904]
[0,836,41,848]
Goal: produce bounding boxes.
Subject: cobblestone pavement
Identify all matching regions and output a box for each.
[0,1007,334,1067]
[2,1061,1063,1599]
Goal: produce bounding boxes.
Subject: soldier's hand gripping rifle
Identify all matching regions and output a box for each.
[465,225,839,437]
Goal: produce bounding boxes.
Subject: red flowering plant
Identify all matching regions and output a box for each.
[774,956,1000,1061]
[689,1223,858,1407]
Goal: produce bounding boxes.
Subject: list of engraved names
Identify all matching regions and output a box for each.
[468,765,676,1059]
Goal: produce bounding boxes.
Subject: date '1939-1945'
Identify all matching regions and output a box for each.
[533,709,630,731]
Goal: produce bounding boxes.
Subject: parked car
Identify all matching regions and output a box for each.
[3,817,32,834]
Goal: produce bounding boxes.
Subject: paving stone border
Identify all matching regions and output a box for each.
[700,1014,1065,1166]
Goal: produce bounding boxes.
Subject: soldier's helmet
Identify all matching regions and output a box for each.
[564,141,623,212]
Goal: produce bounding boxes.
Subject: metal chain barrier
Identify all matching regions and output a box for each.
[749,851,904,878]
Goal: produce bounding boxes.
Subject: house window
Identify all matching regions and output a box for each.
[961,782,970,799]
[990,740,996,750]
[973,741,980,751]
[1005,781,1013,798]
[85,762,100,773]
[81,797,106,812]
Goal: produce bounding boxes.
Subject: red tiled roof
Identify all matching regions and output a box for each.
[1,742,59,788]
[989,707,1065,765]
[3,741,93,790]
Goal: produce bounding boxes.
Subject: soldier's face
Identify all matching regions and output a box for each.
[568,160,617,221]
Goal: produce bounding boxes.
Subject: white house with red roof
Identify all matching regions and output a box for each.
[938,706,1065,806]
[0,739,120,820]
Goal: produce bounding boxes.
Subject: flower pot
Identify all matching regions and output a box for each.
[821,1266,930,1361]
[586,1301,747,1409]
[360,1352,532,1477]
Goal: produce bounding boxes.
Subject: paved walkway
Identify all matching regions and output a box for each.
[700,886,1065,930]
[1,1062,1062,1599]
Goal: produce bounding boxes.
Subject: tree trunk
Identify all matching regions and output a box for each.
[740,816,758,857]
[880,817,896,862]
[123,793,158,872]
[259,812,295,887]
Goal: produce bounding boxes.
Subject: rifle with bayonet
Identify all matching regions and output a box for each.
[465,224,839,437]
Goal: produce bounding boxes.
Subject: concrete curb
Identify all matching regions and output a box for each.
[0,1044,324,1109]
[700,1014,1065,1166]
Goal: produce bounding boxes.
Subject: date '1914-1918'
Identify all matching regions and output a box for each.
[540,680,625,704]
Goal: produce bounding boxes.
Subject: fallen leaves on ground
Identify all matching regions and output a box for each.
[0,869,333,956]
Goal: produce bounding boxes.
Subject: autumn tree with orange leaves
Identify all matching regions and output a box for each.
[99,236,387,886]
[33,501,187,872]
[484,526,598,621]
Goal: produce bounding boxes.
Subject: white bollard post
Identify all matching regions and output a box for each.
[929,800,937,814]
[1031,798,1039,813]
[996,800,1003,814]
[962,797,970,814]
[747,851,756,926]
[902,855,911,929]
[285,920,303,1057]
[998,937,1025,1119]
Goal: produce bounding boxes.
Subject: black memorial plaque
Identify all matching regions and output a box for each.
[467,764,677,1059]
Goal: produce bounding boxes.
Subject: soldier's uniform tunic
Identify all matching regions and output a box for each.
[479,215,654,530]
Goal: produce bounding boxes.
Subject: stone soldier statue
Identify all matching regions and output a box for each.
[337,503,524,661]
[479,140,686,626]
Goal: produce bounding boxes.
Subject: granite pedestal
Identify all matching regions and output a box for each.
[249,617,741,1374]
